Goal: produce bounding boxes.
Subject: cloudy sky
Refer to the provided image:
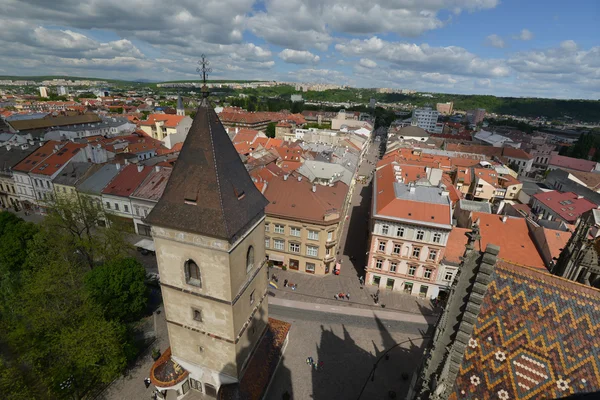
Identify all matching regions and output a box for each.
[0,0,598,99]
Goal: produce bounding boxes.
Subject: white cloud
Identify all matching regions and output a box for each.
[278,49,320,64]
[485,34,505,48]
[514,29,534,41]
[336,36,509,78]
[358,58,377,68]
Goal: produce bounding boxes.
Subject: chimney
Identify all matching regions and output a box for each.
[5,145,11,151]
[284,174,289,181]
[297,176,302,182]
[155,165,161,172]
[312,185,316,193]
[502,215,508,223]
[137,164,143,173]
[115,163,121,171]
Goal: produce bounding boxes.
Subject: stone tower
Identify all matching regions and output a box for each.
[145,93,272,398]
[176,93,185,116]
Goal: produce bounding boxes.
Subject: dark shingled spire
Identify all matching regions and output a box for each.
[176,93,183,111]
[145,98,268,242]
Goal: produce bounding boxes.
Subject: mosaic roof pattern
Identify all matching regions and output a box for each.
[450,262,600,400]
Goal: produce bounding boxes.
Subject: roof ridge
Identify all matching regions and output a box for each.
[206,101,228,238]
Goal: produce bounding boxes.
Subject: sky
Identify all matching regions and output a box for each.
[0,0,598,99]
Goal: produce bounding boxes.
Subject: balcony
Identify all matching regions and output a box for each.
[323,253,335,262]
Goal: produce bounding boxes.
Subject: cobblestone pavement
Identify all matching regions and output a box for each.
[269,267,437,316]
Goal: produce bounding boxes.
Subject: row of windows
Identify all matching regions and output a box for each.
[266,223,333,241]
[377,241,438,261]
[105,201,129,213]
[265,238,323,257]
[373,259,434,280]
[0,183,15,194]
[33,179,51,189]
[380,224,442,244]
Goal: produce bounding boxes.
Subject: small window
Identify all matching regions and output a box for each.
[306,262,316,273]
[428,249,438,261]
[416,230,424,241]
[105,202,111,209]
[408,266,416,276]
[274,224,285,234]
[289,242,300,253]
[185,260,202,287]
[192,308,202,322]
[444,271,454,281]
[265,238,270,248]
[433,233,442,243]
[307,230,319,240]
[412,247,421,258]
[390,262,397,272]
[381,224,389,235]
[375,259,383,269]
[250,290,255,305]
[327,231,333,241]
[124,204,129,213]
[396,227,404,237]
[393,243,401,255]
[246,246,254,273]
[306,245,319,257]
[274,239,284,250]
[290,227,301,237]
[265,223,270,232]
[424,269,432,280]
[114,203,119,211]
[378,241,386,252]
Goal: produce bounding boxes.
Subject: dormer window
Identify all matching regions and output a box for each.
[185,260,201,287]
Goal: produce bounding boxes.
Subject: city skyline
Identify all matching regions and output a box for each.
[0,0,598,99]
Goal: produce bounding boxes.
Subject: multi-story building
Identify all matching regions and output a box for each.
[139,114,193,149]
[52,162,97,200]
[469,167,522,202]
[101,164,153,225]
[144,94,289,399]
[0,145,36,210]
[39,86,49,98]
[264,175,348,275]
[531,190,597,225]
[366,163,453,299]
[76,163,121,220]
[412,107,442,133]
[466,108,485,125]
[129,166,172,236]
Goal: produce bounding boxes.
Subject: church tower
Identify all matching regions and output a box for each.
[145,81,284,398]
[176,93,185,116]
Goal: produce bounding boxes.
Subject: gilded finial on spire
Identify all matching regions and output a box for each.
[196,55,212,98]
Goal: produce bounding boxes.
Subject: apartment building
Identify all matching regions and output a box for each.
[101,164,153,225]
[412,107,442,134]
[366,163,453,299]
[469,167,522,202]
[139,114,192,149]
[264,175,348,275]
[0,145,36,210]
[130,166,172,236]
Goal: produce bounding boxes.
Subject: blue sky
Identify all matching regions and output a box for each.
[0,0,598,99]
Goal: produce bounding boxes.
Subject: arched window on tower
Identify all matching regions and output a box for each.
[185,260,201,287]
[246,246,254,273]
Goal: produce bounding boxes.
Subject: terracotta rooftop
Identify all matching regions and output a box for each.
[12,141,61,173]
[450,261,600,400]
[232,129,261,144]
[374,163,452,227]
[102,164,153,197]
[443,228,470,265]
[549,154,598,172]
[471,212,546,269]
[140,114,186,128]
[264,176,348,224]
[131,167,172,202]
[564,168,600,190]
[532,190,597,223]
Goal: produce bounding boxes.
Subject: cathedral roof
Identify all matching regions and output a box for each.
[449,261,600,400]
[145,98,269,241]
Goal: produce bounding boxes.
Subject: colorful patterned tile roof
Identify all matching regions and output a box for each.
[449,261,600,400]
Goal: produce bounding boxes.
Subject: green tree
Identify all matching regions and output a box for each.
[85,257,148,322]
[266,122,277,138]
[43,194,130,269]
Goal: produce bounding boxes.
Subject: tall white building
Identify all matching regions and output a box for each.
[39,86,49,98]
[412,107,442,133]
[57,86,68,96]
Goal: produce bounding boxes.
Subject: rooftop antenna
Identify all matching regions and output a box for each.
[196,55,212,99]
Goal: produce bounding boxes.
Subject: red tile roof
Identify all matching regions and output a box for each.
[13,141,62,173]
[101,164,153,197]
[532,190,597,223]
[374,163,452,226]
[264,176,348,224]
[443,227,470,265]
[549,154,598,172]
[29,142,86,176]
[139,114,186,128]
[232,129,261,144]
[471,212,546,269]
[131,167,172,201]
[541,227,571,262]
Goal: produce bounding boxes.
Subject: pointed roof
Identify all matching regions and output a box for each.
[145,98,269,242]
[176,94,183,111]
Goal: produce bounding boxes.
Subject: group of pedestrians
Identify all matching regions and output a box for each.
[334,292,350,300]
[306,356,324,371]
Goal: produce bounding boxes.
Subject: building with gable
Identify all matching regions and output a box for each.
[139,114,193,149]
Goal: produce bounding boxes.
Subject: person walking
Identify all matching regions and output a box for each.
[144,377,151,389]
[359,276,364,285]
[334,294,339,300]
[346,293,350,300]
